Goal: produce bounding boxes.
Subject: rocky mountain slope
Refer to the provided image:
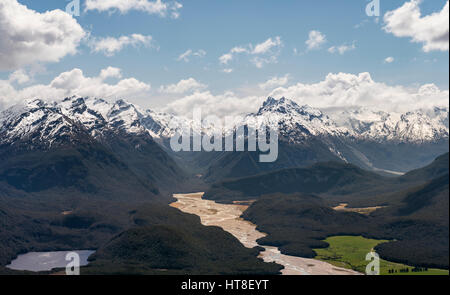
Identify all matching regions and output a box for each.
[0,97,186,199]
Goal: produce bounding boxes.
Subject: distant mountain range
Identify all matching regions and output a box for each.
[3,96,446,146]
[0,96,448,186]
[245,97,448,171]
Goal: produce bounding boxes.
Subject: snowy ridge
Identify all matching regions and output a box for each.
[0,96,448,148]
[244,97,350,143]
[329,106,449,143]
[0,99,83,147]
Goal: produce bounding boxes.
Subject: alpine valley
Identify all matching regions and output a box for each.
[0,96,448,275]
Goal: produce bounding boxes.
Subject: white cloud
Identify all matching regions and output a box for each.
[222,68,233,74]
[159,78,207,94]
[164,72,448,118]
[269,72,449,113]
[306,30,327,50]
[4,71,448,119]
[219,46,251,64]
[252,37,283,54]
[219,53,233,65]
[85,0,182,18]
[231,46,249,54]
[99,67,123,80]
[0,67,151,109]
[259,75,290,90]
[328,42,356,55]
[383,0,449,52]
[165,90,263,118]
[384,56,395,63]
[89,34,155,57]
[0,0,86,70]
[177,49,206,62]
[219,37,283,68]
[8,70,31,85]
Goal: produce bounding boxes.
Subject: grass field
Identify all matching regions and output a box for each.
[314,236,449,275]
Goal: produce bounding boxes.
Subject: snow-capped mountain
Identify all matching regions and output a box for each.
[59,97,108,137]
[1,96,448,148]
[246,97,449,144]
[244,97,350,143]
[60,97,149,137]
[0,97,178,147]
[141,109,197,139]
[0,99,89,148]
[0,96,448,175]
[0,97,187,193]
[229,97,448,173]
[329,107,449,143]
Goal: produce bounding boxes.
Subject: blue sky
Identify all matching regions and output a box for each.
[0,0,448,113]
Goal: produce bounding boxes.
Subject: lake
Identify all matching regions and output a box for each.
[6,250,95,272]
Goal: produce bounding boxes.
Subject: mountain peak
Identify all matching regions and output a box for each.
[258,96,322,119]
[0,98,87,148]
[261,96,297,108]
[247,96,345,143]
[259,97,295,114]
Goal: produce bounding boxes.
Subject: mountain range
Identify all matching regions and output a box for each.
[1,96,448,187]
[3,96,447,146]
[0,97,187,202]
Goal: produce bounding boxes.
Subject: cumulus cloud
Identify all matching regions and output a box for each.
[0,0,86,70]
[383,0,449,52]
[89,34,155,57]
[165,91,264,118]
[160,72,449,118]
[219,37,283,68]
[85,0,182,18]
[163,72,443,118]
[99,67,123,80]
[328,42,356,55]
[269,72,449,113]
[159,78,207,94]
[259,75,290,90]
[306,30,327,50]
[0,67,151,109]
[177,49,206,62]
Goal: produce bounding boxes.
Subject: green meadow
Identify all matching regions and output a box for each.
[314,236,449,275]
